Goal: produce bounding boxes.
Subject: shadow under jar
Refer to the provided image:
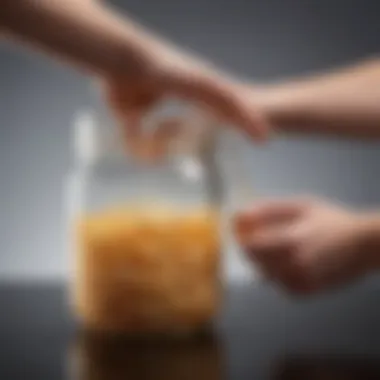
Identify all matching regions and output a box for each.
[65,102,225,338]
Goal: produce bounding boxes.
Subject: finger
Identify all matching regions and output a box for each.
[248,226,297,255]
[116,93,162,160]
[245,230,315,294]
[240,218,318,295]
[233,211,257,246]
[237,199,309,227]
[147,118,185,160]
[104,79,161,133]
[171,72,269,141]
[245,232,303,291]
[234,200,303,247]
[119,109,143,145]
[153,118,184,140]
[121,109,155,161]
[124,109,183,162]
[276,270,316,295]
[201,78,270,142]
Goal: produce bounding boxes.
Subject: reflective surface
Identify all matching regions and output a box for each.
[1,281,380,379]
[274,356,380,380]
[71,332,223,380]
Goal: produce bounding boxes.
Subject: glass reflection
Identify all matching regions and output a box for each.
[69,331,223,380]
[274,355,380,380]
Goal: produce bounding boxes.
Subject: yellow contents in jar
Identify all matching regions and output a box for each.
[73,204,221,336]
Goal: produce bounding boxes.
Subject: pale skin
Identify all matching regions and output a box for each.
[0,0,268,143]
[236,58,380,295]
[255,58,380,139]
[2,0,380,295]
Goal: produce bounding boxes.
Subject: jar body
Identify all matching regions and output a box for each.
[71,331,222,380]
[67,112,222,337]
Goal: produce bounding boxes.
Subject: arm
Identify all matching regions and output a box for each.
[0,0,170,77]
[0,0,268,141]
[258,58,380,139]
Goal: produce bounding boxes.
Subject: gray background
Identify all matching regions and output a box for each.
[0,0,379,281]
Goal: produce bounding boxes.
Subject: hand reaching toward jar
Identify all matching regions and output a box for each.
[0,0,269,144]
[235,198,380,295]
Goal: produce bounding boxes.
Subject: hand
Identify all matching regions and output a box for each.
[103,47,269,147]
[235,198,378,295]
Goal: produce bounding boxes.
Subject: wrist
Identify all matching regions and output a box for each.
[253,84,305,134]
[254,80,332,137]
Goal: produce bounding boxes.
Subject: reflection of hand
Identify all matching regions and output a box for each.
[235,198,380,295]
[104,47,269,147]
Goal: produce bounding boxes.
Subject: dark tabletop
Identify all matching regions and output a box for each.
[1,280,380,379]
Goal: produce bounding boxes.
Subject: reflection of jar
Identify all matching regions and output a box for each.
[70,332,223,380]
[65,101,225,337]
[274,356,380,380]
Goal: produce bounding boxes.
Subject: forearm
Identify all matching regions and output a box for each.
[0,0,168,77]
[259,59,380,139]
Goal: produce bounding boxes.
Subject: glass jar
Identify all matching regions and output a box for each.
[66,99,225,337]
